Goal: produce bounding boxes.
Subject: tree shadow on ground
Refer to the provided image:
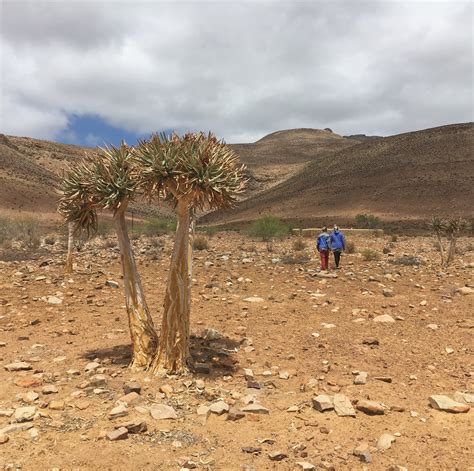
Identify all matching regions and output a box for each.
[80,335,241,378]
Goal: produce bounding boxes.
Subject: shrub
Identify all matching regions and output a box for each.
[391,235,398,243]
[0,217,14,245]
[249,216,291,251]
[193,236,209,251]
[96,219,114,237]
[345,241,356,253]
[143,217,177,236]
[361,248,380,261]
[355,213,381,229]
[390,256,422,266]
[44,235,56,245]
[282,253,310,264]
[292,238,306,251]
[15,218,40,249]
[103,238,117,249]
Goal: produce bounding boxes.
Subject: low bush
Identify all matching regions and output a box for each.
[143,217,177,236]
[355,213,381,229]
[16,218,40,249]
[282,253,310,264]
[193,236,209,251]
[292,238,306,251]
[44,235,56,245]
[345,241,356,253]
[391,234,398,243]
[249,216,291,251]
[361,248,380,261]
[197,226,218,238]
[390,256,423,266]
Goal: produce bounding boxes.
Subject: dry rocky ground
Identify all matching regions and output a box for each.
[0,232,473,471]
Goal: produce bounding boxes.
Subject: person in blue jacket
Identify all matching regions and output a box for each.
[316,226,330,270]
[330,224,346,268]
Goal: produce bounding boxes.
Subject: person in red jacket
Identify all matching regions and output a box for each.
[316,226,330,270]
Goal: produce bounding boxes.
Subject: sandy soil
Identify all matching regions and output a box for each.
[0,232,473,471]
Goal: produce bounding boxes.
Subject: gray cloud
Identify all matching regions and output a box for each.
[0,0,472,142]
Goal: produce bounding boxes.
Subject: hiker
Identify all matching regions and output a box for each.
[316,226,331,270]
[330,224,346,268]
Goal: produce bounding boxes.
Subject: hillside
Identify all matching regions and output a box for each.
[203,123,474,227]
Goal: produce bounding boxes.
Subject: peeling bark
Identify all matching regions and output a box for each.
[114,204,158,370]
[151,199,192,375]
[435,232,445,266]
[65,222,74,274]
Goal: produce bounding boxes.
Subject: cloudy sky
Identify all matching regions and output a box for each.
[0,0,472,146]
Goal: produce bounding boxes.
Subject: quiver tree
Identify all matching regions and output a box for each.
[65,221,75,273]
[430,216,467,267]
[135,132,247,375]
[58,144,158,370]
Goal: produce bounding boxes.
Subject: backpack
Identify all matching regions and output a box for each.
[317,234,329,250]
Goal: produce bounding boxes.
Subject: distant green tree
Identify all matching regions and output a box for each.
[249,215,290,251]
[355,213,381,229]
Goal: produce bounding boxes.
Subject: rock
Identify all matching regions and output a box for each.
[49,400,65,410]
[150,404,178,420]
[21,391,39,403]
[42,385,59,394]
[196,405,210,417]
[374,376,392,383]
[279,371,290,379]
[354,372,368,385]
[427,324,439,330]
[362,337,379,346]
[388,466,408,471]
[376,433,396,451]
[0,423,34,435]
[453,391,474,404]
[29,427,39,441]
[105,280,119,288]
[227,407,245,421]
[209,400,229,415]
[193,363,211,374]
[268,451,287,461]
[296,462,316,470]
[106,427,128,441]
[0,434,8,444]
[88,374,107,388]
[243,296,265,303]
[312,395,334,412]
[85,361,101,372]
[428,395,470,413]
[356,400,385,415]
[314,272,337,279]
[47,296,63,305]
[14,406,36,422]
[0,409,14,417]
[383,288,394,297]
[373,314,395,323]
[109,404,128,419]
[353,442,372,463]
[202,328,222,340]
[123,381,141,395]
[4,361,32,371]
[116,392,141,406]
[15,377,42,388]
[333,394,356,417]
[241,403,269,414]
[115,420,147,434]
[456,286,474,295]
[242,446,261,454]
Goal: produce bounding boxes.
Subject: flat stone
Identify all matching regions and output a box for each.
[453,391,474,404]
[226,407,245,421]
[241,403,269,414]
[0,434,8,444]
[15,377,42,388]
[373,314,395,323]
[109,404,128,419]
[115,420,147,433]
[21,391,39,403]
[243,296,265,303]
[457,286,474,295]
[376,433,396,451]
[0,423,34,435]
[429,395,470,413]
[382,288,394,297]
[42,385,59,394]
[4,362,32,371]
[209,400,229,415]
[14,406,36,422]
[312,394,334,412]
[354,372,368,385]
[105,280,119,288]
[88,374,107,388]
[314,272,337,279]
[116,392,140,406]
[85,361,101,372]
[196,405,210,417]
[150,404,178,420]
[427,324,439,330]
[296,462,316,470]
[123,381,141,395]
[353,442,372,463]
[0,409,14,417]
[49,400,65,410]
[374,376,392,383]
[333,394,356,417]
[47,296,63,305]
[362,337,379,346]
[356,400,385,415]
[106,427,128,441]
[268,451,287,461]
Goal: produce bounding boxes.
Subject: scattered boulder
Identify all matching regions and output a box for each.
[373,314,395,323]
[4,362,32,372]
[333,394,356,417]
[356,400,384,415]
[429,395,470,413]
[106,427,128,441]
[376,433,396,451]
[312,395,334,412]
[150,404,178,420]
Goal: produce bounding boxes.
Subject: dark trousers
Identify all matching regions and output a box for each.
[333,250,342,267]
[319,250,329,270]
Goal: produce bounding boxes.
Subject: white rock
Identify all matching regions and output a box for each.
[333,394,356,417]
[429,395,470,413]
[373,314,395,323]
[14,406,36,422]
[150,404,178,420]
[209,401,229,415]
[243,296,264,303]
[376,433,396,451]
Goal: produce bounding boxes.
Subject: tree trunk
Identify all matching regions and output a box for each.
[436,233,445,266]
[65,222,74,273]
[446,235,456,266]
[151,199,192,375]
[114,205,158,370]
